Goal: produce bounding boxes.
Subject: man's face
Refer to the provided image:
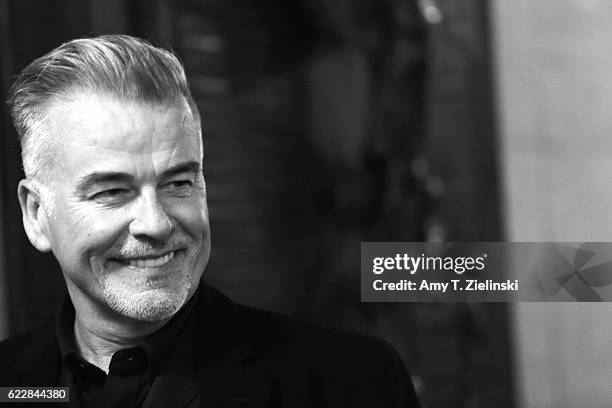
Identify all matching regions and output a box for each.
[31,93,210,322]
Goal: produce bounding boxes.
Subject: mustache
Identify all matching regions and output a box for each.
[104,236,189,259]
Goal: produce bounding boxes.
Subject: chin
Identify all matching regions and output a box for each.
[102,275,193,322]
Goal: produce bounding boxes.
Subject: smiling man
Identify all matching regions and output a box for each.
[37,95,208,326]
[0,35,420,407]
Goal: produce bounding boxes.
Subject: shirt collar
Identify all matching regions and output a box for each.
[55,287,200,376]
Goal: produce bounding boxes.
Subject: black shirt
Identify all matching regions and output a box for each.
[55,291,198,408]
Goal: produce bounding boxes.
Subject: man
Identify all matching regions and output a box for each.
[0,35,420,407]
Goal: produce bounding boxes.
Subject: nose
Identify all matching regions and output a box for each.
[129,189,173,240]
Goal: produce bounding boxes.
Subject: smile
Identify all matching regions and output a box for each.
[121,251,176,268]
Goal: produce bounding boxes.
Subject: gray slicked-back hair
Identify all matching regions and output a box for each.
[6,34,200,181]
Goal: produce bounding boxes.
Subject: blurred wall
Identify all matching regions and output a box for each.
[0,194,7,340]
[0,0,11,340]
[493,1,612,407]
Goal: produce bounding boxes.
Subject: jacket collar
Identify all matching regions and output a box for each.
[196,284,271,408]
[11,283,271,408]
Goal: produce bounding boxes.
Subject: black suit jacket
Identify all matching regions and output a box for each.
[0,285,420,407]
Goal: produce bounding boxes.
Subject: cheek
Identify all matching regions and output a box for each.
[51,205,130,260]
[171,198,210,240]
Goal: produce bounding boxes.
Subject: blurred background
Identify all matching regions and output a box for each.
[1,0,611,407]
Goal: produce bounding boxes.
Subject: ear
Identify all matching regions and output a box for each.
[17,179,52,252]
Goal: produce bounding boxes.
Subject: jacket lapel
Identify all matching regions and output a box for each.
[9,284,272,408]
[143,314,199,408]
[196,285,271,408]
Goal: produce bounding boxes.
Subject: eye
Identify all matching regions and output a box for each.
[164,180,193,196]
[91,188,132,203]
[170,180,192,188]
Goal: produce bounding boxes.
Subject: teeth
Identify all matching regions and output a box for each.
[126,251,175,268]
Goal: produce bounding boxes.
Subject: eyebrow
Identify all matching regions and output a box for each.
[160,161,201,179]
[75,161,201,194]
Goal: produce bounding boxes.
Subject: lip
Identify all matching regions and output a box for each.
[111,249,181,269]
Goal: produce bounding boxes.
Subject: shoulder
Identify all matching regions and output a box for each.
[0,329,38,383]
[203,285,392,363]
[235,304,420,407]
[0,331,34,365]
[0,318,58,386]
[237,303,390,362]
[204,285,406,373]
[201,285,421,406]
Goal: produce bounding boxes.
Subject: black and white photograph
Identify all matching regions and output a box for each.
[0,1,608,407]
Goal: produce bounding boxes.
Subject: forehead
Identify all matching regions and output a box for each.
[42,94,202,178]
[45,93,200,151]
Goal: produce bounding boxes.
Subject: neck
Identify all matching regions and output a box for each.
[69,293,169,374]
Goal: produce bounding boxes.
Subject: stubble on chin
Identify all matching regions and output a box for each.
[100,272,193,322]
